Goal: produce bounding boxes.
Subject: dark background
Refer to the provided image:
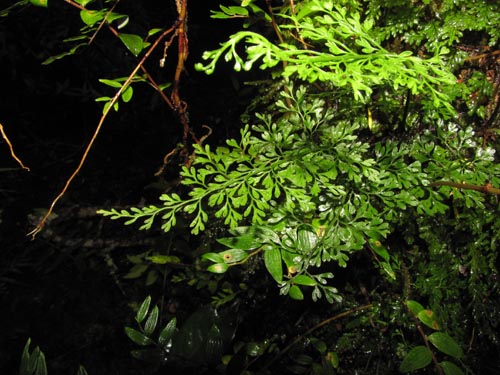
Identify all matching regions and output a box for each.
[0,1,258,373]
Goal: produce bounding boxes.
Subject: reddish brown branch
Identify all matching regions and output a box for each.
[429,181,500,195]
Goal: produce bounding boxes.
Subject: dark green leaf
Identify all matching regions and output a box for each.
[428,332,464,359]
[219,249,248,264]
[440,361,465,375]
[158,317,177,347]
[144,305,159,336]
[417,309,440,330]
[264,246,283,283]
[34,352,47,375]
[146,255,180,264]
[124,327,155,346]
[19,339,31,375]
[205,324,223,360]
[76,365,89,375]
[202,252,224,263]
[124,264,148,279]
[217,235,261,250]
[136,296,151,324]
[406,300,424,316]
[399,346,432,372]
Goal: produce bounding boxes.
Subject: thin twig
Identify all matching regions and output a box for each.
[429,180,500,195]
[262,304,373,371]
[0,122,30,171]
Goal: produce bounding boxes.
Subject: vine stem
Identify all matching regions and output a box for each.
[27,25,177,239]
[0,122,30,171]
[260,304,373,371]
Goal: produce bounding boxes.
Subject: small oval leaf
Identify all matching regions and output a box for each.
[406,300,425,315]
[399,345,432,372]
[122,85,133,103]
[428,332,464,359]
[293,274,316,286]
[289,285,304,300]
[264,247,283,283]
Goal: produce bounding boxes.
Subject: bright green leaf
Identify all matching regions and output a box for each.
[119,33,144,56]
[289,285,304,300]
[29,0,48,7]
[80,9,104,27]
[122,86,133,102]
[74,0,93,6]
[293,274,316,286]
[99,78,122,88]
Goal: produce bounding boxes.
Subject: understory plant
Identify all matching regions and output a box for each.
[4,0,499,373]
[98,0,500,373]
